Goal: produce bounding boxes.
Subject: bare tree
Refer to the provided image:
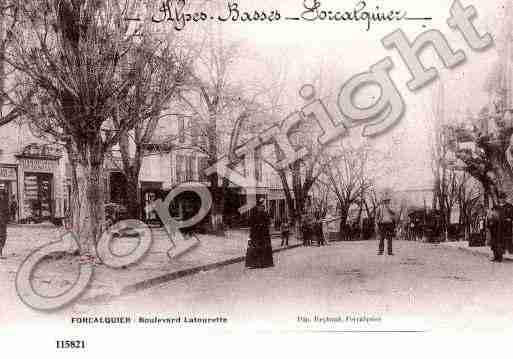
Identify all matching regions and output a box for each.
[429,82,462,241]
[448,4,513,207]
[108,36,191,218]
[322,144,373,240]
[4,1,154,255]
[0,0,32,127]
[455,172,482,240]
[257,58,346,238]
[175,28,283,232]
[310,179,331,220]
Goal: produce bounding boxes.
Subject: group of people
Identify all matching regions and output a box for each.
[277,217,328,247]
[245,200,330,269]
[374,191,513,262]
[4,189,510,265]
[300,216,327,247]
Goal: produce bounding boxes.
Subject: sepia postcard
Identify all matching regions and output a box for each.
[1,0,512,356]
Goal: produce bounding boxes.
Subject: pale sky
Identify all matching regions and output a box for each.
[224,0,503,189]
[154,0,506,191]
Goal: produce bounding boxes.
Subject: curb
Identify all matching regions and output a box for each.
[449,245,490,259]
[78,242,304,305]
[439,242,513,260]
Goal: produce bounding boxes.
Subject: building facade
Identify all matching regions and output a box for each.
[0,123,68,223]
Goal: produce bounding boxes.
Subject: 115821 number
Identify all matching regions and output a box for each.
[56,340,85,349]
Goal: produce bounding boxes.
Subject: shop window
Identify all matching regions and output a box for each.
[24,173,53,221]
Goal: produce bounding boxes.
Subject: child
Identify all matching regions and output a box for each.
[280,221,290,247]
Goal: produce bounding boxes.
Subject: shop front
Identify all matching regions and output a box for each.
[16,143,65,223]
[22,171,53,221]
[141,181,163,223]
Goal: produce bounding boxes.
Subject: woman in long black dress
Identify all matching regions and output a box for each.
[245,200,274,269]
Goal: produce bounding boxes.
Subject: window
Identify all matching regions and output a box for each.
[176,155,186,183]
[191,119,199,146]
[178,116,185,144]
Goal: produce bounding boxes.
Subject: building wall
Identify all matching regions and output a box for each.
[0,123,67,222]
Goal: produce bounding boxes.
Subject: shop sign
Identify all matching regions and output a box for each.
[20,158,56,173]
[0,166,16,181]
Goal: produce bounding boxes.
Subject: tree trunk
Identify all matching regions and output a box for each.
[338,208,349,241]
[209,171,225,234]
[207,106,224,234]
[125,176,140,220]
[118,132,142,220]
[71,143,106,257]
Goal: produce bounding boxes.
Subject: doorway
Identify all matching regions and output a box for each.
[0,180,12,200]
[24,172,53,222]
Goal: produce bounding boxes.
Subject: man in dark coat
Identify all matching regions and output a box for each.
[301,215,312,246]
[376,195,397,256]
[9,195,18,223]
[315,219,326,246]
[245,199,274,269]
[487,192,513,262]
[0,190,8,258]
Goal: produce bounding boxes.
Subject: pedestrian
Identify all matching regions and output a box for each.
[487,191,513,262]
[9,195,18,223]
[0,190,8,258]
[376,194,397,256]
[280,220,290,247]
[478,212,486,245]
[302,215,312,247]
[316,219,326,246]
[321,214,332,244]
[409,221,414,241]
[245,199,274,269]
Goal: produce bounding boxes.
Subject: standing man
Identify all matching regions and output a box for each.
[487,192,513,262]
[315,219,326,246]
[301,215,312,247]
[9,195,18,223]
[376,194,397,256]
[0,190,8,258]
